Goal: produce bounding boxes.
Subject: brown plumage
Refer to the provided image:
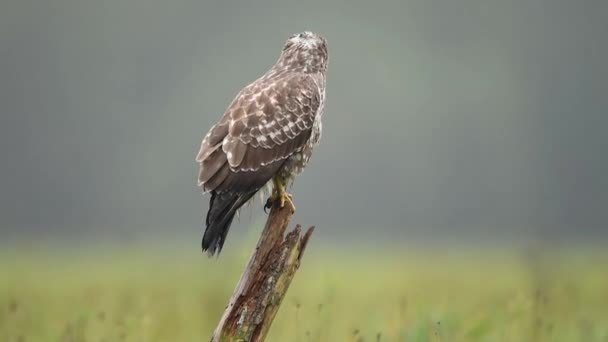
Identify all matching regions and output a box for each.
[196,31,328,255]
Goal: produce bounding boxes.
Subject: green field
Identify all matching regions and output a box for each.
[1,241,607,341]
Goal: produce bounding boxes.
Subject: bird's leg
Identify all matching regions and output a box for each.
[272,176,295,211]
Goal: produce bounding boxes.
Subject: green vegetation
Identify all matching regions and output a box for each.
[1,241,606,341]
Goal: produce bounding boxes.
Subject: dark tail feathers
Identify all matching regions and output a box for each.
[202,190,256,256]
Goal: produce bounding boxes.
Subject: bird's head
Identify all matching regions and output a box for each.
[277,31,328,74]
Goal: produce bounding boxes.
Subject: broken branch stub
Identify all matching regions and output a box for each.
[211,199,314,342]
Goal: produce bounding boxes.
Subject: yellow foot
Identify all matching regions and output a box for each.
[278,191,295,211]
[269,177,296,212]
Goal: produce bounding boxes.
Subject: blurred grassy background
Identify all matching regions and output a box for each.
[2,0,607,341]
[1,241,606,342]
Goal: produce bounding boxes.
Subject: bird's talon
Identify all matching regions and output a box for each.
[279,192,295,211]
[279,195,286,208]
[263,198,273,213]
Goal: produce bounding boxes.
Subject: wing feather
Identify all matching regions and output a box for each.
[197,73,320,193]
[199,148,227,185]
[196,122,228,162]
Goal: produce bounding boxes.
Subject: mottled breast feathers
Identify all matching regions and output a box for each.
[197,73,321,194]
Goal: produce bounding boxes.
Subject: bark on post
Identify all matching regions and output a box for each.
[210,199,314,342]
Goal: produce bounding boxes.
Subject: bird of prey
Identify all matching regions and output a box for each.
[196,31,328,256]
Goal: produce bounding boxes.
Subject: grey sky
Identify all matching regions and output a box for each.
[1,0,606,243]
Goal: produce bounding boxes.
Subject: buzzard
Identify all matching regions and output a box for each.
[196,31,328,256]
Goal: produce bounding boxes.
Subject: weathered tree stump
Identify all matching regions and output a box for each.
[211,199,314,342]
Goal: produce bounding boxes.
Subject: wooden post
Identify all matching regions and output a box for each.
[211,199,314,342]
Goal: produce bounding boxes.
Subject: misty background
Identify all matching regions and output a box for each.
[1,0,606,246]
